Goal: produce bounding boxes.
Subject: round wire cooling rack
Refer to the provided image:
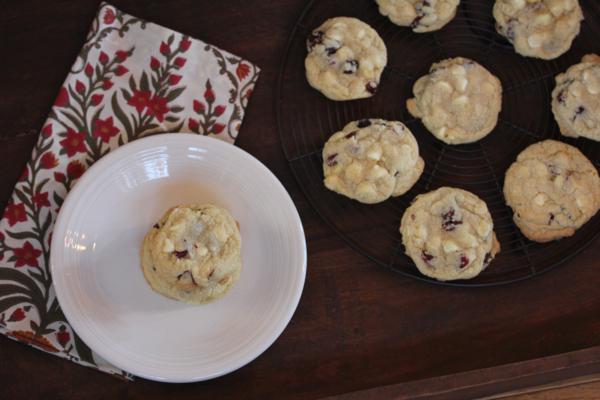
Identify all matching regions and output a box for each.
[276,0,600,287]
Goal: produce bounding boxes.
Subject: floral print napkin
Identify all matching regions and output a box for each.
[0,2,259,379]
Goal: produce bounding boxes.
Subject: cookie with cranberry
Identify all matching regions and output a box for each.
[400,187,500,281]
[493,0,583,60]
[376,0,460,33]
[552,54,600,142]
[323,119,424,204]
[503,140,600,242]
[305,17,387,100]
[141,204,241,304]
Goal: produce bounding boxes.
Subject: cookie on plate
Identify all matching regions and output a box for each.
[406,57,502,144]
[493,0,583,60]
[376,0,460,33]
[400,187,500,281]
[305,17,387,101]
[141,204,242,304]
[503,140,600,242]
[323,119,424,204]
[552,54,600,142]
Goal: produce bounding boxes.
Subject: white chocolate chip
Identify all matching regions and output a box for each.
[510,0,526,9]
[452,95,469,106]
[534,13,552,26]
[454,76,468,92]
[367,164,388,180]
[197,246,208,256]
[366,144,382,161]
[162,238,174,253]
[345,162,364,182]
[442,240,459,253]
[434,81,454,93]
[527,34,544,49]
[420,13,439,26]
[450,65,466,76]
[356,181,377,198]
[533,193,547,206]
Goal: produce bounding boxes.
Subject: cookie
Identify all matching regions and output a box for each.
[376,0,460,32]
[503,140,600,242]
[141,204,242,304]
[305,17,387,100]
[400,187,500,281]
[493,0,583,60]
[552,54,600,142]
[323,119,424,204]
[406,57,502,144]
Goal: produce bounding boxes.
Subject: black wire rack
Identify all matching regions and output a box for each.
[276,0,600,287]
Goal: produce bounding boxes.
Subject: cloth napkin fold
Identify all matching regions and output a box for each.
[0,2,259,379]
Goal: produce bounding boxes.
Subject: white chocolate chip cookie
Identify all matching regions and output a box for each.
[141,204,242,304]
[493,0,583,60]
[504,140,600,242]
[552,54,600,142]
[376,0,460,32]
[406,57,502,144]
[323,119,424,204]
[400,187,500,281]
[305,17,387,101]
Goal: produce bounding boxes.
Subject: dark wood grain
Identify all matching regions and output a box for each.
[1,1,599,399]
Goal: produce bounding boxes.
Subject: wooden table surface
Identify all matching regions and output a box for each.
[1,1,599,399]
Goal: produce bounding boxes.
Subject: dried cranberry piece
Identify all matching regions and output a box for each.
[177,270,197,284]
[173,250,188,259]
[572,106,585,121]
[343,59,359,74]
[307,30,324,50]
[365,82,378,94]
[345,130,357,139]
[421,250,434,265]
[357,119,371,128]
[326,154,338,166]
[548,213,555,225]
[441,208,463,232]
[557,89,567,105]
[459,255,470,268]
[153,223,160,229]
[326,47,339,56]
[411,15,423,29]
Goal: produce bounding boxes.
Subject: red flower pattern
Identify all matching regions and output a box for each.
[54,87,69,108]
[103,79,113,90]
[91,94,104,106]
[4,203,27,227]
[66,160,86,180]
[188,118,199,131]
[236,63,251,81]
[204,88,215,102]
[99,51,109,64]
[103,8,115,24]
[174,57,186,68]
[214,105,226,116]
[116,50,128,62]
[180,37,191,51]
[193,100,205,113]
[150,57,160,70]
[75,80,85,93]
[114,65,129,76]
[60,129,87,157]
[39,152,59,169]
[146,95,169,122]
[84,63,94,77]
[42,124,53,137]
[160,42,170,55]
[93,117,120,143]
[127,90,151,113]
[8,308,26,322]
[32,192,50,209]
[54,172,66,183]
[56,326,70,348]
[18,168,28,182]
[169,74,182,85]
[13,241,42,268]
[213,123,225,134]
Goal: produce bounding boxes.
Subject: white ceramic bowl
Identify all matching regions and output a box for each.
[51,134,306,382]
